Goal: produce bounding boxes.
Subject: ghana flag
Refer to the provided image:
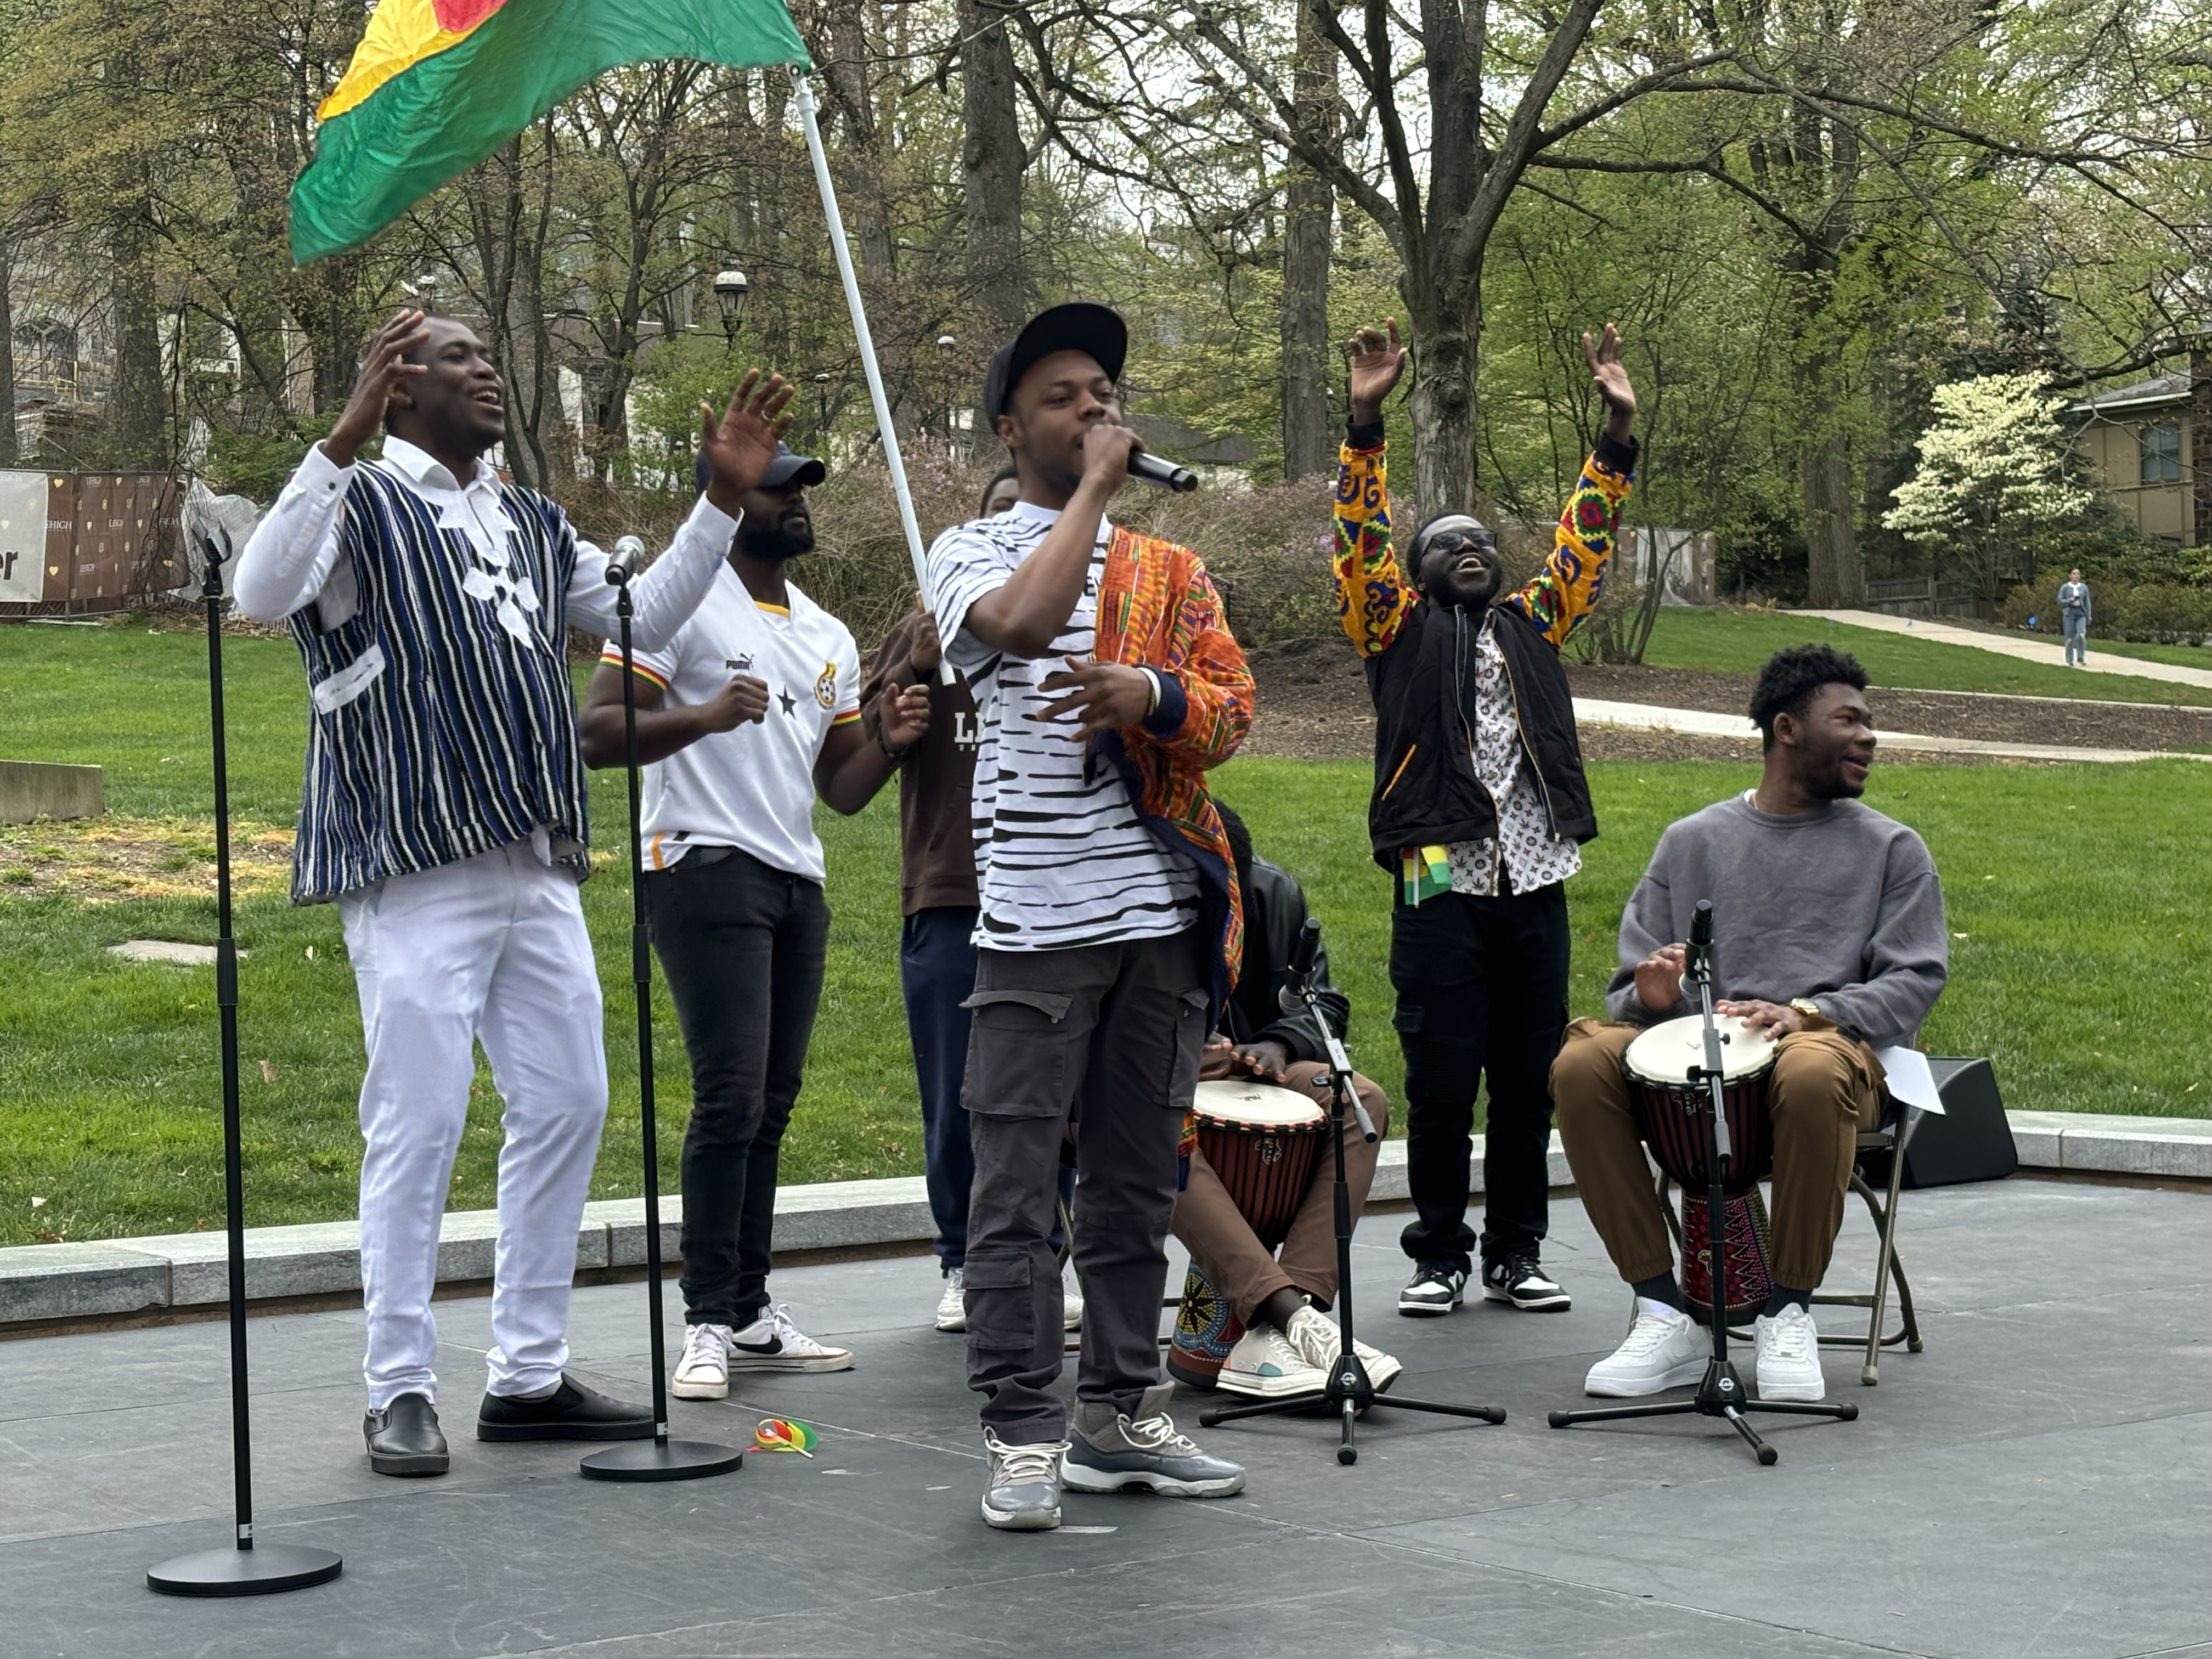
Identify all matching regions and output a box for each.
[291,0,809,264]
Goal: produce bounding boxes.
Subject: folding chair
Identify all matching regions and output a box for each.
[1658,1104,1926,1386]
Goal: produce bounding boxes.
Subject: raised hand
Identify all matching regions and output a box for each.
[1583,323,1635,437]
[324,309,431,467]
[1348,318,1408,424]
[699,370,797,516]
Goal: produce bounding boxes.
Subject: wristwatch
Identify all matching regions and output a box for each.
[1788,998,1826,1024]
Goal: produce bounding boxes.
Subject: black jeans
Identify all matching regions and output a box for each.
[645,848,829,1329]
[1390,882,1570,1274]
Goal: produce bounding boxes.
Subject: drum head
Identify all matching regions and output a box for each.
[1623,1014,1777,1085]
[1192,1078,1326,1130]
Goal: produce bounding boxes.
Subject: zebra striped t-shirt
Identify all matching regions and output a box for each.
[926,501,1197,951]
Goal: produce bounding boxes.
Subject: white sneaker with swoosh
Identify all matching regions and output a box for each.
[728,1304,855,1373]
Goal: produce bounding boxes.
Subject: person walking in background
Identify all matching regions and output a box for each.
[2058,568,2092,667]
[860,465,1080,1337]
[578,442,929,1402]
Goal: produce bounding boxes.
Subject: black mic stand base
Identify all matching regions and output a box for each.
[1547,1361,1856,1466]
[1201,1360,1507,1466]
[147,1543,345,1598]
[580,1439,746,1483]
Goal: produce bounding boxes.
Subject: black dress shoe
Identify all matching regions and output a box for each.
[476,1375,654,1442]
[364,1392,449,1476]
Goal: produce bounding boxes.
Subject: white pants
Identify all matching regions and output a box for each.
[338,841,608,1410]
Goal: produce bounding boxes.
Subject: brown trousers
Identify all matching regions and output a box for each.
[1550,1020,1882,1292]
[1171,1061,1391,1324]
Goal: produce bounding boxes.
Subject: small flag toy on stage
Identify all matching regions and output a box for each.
[752,1418,818,1458]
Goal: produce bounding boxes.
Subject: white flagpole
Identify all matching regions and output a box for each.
[792,72,934,609]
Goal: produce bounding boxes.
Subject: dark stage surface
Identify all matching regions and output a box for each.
[3,1180,2205,1658]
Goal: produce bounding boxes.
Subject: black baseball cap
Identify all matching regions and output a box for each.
[983,303,1128,425]
[694,442,826,497]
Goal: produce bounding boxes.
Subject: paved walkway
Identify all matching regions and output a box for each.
[1799,608,2212,692]
[1573,697,2212,764]
[4,1183,2208,1659]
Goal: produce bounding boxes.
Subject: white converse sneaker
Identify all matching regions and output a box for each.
[1753,1302,1826,1401]
[935,1268,967,1333]
[1063,1266,1084,1331]
[1218,1324,1327,1398]
[670,1322,732,1400]
[1582,1300,1707,1397]
[1283,1305,1403,1392]
[728,1304,855,1374]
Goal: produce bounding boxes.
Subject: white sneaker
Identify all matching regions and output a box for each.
[729,1304,855,1373]
[1283,1305,1403,1392]
[1753,1302,1826,1401]
[1218,1324,1327,1398]
[1582,1300,1708,1397]
[1063,1267,1084,1331]
[935,1268,967,1333]
[671,1322,732,1400]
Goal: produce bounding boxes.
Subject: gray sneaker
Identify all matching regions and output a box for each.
[1061,1384,1246,1498]
[981,1428,1065,1531]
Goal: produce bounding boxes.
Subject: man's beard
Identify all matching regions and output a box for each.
[1809,764,1867,800]
[739,522,814,562]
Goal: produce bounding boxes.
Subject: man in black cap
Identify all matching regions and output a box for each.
[926,303,1255,1531]
[580,442,930,1402]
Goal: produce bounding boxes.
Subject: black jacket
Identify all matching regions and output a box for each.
[1222,855,1349,1063]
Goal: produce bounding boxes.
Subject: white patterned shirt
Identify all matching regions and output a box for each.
[1441,610,1583,896]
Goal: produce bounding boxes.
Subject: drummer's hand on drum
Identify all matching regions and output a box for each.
[1633,943,1689,1013]
[1199,1036,1242,1082]
[1230,1039,1294,1084]
[1716,997,1807,1039]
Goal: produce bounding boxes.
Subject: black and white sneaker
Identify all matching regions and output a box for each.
[1481,1254,1571,1312]
[1397,1261,1469,1317]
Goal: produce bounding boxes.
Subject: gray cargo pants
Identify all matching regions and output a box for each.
[961,929,1210,1445]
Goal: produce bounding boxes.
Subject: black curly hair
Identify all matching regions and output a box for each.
[1748,644,1868,750]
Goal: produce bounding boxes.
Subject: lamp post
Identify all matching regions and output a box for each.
[935,335,956,454]
[712,270,749,343]
[812,371,832,438]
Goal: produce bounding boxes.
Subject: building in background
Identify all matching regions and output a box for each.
[2067,338,2209,548]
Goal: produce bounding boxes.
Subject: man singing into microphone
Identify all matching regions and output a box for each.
[1552,644,1947,1403]
[1333,319,1637,1322]
[232,310,794,1477]
[578,444,929,1401]
[926,302,1254,1532]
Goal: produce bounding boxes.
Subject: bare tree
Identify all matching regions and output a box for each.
[961,0,1029,340]
[1278,0,1335,480]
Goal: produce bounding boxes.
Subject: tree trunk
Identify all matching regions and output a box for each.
[1802,425,1863,607]
[823,0,895,289]
[110,215,167,465]
[1278,0,1334,481]
[960,0,1026,341]
[0,242,15,466]
[1405,267,1480,524]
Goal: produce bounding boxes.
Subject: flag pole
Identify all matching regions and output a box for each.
[792,72,939,616]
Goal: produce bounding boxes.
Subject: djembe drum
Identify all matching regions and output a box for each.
[1168,1079,1327,1387]
[1622,1015,1779,1319]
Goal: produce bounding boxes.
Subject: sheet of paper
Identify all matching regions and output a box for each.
[1875,1046,1945,1115]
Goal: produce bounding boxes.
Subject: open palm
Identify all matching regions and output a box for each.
[1583,323,1635,424]
[698,370,796,510]
[1348,318,1407,417]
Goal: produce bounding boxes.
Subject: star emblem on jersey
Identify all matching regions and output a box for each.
[777,689,797,717]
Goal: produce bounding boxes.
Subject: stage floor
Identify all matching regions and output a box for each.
[3,1177,2205,1659]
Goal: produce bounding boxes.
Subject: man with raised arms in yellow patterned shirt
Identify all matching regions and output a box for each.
[1331,320,1638,1321]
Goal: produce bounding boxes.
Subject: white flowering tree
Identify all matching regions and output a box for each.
[1883,374,2096,602]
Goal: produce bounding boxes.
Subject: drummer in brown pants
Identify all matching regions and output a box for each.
[1552,644,1948,1404]
[1171,805,1404,1398]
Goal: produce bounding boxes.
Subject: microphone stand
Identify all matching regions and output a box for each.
[148,537,343,1595]
[580,559,743,1483]
[1200,919,1506,1464]
[1547,900,1855,1464]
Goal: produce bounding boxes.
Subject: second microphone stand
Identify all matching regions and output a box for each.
[580,557,743,1483]
[1201,919,1506,1464]
[1547,900,1856,1464]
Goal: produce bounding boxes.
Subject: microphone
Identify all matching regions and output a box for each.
[1129,451,1199,493]
[603,534,647,586]
[1679,899,1715,1002]
[1278,918,1322,1014]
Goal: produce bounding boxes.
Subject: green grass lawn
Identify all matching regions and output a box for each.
[1641,608,2212,706]
[4,618,2208,1246]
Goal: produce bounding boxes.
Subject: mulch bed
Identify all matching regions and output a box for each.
[1239,638,2194,763]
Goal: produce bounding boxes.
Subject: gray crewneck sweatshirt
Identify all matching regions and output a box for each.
[1604,792,1948,1047]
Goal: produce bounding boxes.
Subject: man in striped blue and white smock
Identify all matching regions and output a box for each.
[234,309,796,1479]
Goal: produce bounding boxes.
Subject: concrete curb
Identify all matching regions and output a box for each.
[3,1111,2205,1328]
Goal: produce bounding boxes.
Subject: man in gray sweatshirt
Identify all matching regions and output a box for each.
[1550,644,1947,1403]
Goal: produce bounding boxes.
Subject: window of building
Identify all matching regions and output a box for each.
[2138,423,2182,484]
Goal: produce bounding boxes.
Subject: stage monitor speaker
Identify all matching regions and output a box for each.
[1864,1057,2017,1189]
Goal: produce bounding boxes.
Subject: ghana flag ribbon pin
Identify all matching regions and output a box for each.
[291,0,810,264]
